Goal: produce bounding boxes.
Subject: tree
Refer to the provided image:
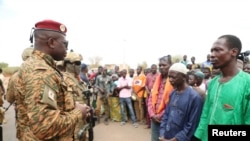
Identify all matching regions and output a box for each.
[88,56,102,69]
[171,55,182,63]
[137,61,148,70]
[0,62,8,68]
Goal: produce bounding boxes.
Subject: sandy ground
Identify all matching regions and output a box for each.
[2,77,151,141]
[94,118,151,141]
[2,101,151,141]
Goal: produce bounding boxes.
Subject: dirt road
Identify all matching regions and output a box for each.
[2,77,151,141]
[94,119,151,141]
[3,104,151,141]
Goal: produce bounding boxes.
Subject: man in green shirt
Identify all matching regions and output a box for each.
[194,35,250,141]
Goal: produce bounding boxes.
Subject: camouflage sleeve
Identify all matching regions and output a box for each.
[24,70,82,140]
[6,74,16,104]
[0,79,4,94]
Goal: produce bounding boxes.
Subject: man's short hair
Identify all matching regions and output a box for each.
[218,34,242,56]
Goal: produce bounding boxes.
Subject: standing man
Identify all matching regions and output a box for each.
[147,55,174,141]
[5,46,33,128]
[145,64,159,128]
[117,69,138,128]
[80,63,90,86]
[63,51,90,141]
[190,56,200,70]
[201,67,211,91]
[194,35,250,141]
[180,55,189,66]
[129,68,135,78]
[0,68,5,112]
[0,68,5,107]
[187,71,206,102]
[159,63,203,141]
[0,74,5,124]
[94,67,112,125]
[113,65,120,75]
[12,19,90,140]
[132,66,146,124]
[201,54,212,71]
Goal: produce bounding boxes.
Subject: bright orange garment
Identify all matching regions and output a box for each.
[132,74,146,98]
[143,91,148,98]
[151,75,173,114]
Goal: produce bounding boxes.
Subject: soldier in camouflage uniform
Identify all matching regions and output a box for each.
[64,51,87,104]
[6,46,33,137]
[0,67,5,124]
[6,46,33,104]
[63,51,89,141]
[2,47,33,124]
[0,78,5,124]
[9,19,90,141]
[55,60,65,72]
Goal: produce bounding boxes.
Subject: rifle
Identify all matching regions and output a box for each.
[5,102,13,112]
[78,88,97,141]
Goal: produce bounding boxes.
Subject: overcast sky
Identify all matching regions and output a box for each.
[0,0,250,68]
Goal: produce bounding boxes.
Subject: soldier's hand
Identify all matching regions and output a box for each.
[75,102,91,119]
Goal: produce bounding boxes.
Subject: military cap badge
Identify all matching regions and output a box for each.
[60,24,66,32]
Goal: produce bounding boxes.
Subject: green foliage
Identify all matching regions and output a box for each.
[3,67,20,76]
[0,62,9,68]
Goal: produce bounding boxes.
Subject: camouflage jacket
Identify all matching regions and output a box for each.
[0,79,4,95]
[62,72,87,105]
[13,50,82,141]
[95,75,112,96]
[6,71,18,104]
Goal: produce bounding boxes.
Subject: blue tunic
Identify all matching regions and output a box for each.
[160,86,203,141]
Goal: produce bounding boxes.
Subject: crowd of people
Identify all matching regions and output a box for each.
[0,19,250,141]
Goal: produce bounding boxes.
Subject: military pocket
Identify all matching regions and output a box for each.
[61,81,75,111]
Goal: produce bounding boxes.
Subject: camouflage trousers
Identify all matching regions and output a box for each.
[74,119,89,141]
[95,95,110,120]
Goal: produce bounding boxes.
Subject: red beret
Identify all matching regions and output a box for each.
[35,19,67,35]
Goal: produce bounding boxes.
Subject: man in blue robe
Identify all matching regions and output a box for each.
[159,63,203,141]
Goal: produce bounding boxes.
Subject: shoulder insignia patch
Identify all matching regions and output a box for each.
[48,89,55,101]
[41,85,57,109]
